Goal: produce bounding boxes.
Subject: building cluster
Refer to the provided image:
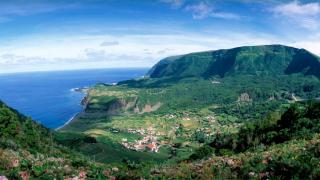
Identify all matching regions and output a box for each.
[121,135,160,153]
[127,128,146,135]
[121,126,162,153]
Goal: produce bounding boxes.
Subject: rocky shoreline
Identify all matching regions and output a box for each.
[56,82,125,131]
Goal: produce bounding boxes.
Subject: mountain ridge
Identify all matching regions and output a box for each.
[147,45,320,79]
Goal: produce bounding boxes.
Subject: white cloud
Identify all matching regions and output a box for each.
[100,41,119,47]
[185,1,241,20]
[211,12,241,20]
[272,0,320,16]
[157,48,174,55]
[271,1,320,30]
[293,41,320,56]
[1,29,319,74]
[185,1,213,19]
[84,49,107,61]
[299,18,319,30]
[0,54,47,65]
[290,33,320,56]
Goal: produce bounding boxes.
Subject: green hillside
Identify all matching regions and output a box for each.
[0,101,54,157]
[0,101,118,179]
[147,45,320,79]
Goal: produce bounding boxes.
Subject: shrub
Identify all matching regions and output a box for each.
[189,145,214,160]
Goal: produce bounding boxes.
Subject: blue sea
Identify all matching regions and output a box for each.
[0,68,148,129]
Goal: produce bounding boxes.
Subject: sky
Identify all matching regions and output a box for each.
[0,0,319,73]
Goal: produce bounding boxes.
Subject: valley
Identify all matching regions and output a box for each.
[1,45,320,179]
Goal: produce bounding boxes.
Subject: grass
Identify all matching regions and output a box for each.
[84,129,142,143]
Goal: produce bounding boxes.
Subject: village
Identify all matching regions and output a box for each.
[121,127,162,153]
[119,113,222,153]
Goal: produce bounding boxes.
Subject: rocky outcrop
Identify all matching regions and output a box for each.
[237,93,251,102]
[133,102,162,114]
[94,96,162,115]
[106,99,126,115]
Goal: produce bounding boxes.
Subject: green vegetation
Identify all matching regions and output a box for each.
[0,101,118,179]
[55,132,168,163]
[0,101,50,153]
[152,102,320,179]
[212,101,320,153]
[2,45,320,179]
[147,45,320,79]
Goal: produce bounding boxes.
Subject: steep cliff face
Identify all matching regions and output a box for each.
[86,96,161,115]
[147,45,320,79]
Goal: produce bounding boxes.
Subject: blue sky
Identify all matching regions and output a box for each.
[0,0,319,73]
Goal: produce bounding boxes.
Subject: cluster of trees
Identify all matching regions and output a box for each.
[182,101,320,179]
[0,101,52,153]
[187,101,320,161]
[211,101,320,153]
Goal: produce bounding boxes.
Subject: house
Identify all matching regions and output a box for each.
[134,144,145,151]
[146,143,155,150]
[146,142,158,152]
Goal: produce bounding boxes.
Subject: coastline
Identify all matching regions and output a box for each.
[55,87,90,131]
[55,113,79,131]
[55,82,123,131]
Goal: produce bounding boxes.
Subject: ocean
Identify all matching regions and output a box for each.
[0,68,148,129]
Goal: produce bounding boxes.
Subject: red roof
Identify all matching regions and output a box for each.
[146,143,156,149]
